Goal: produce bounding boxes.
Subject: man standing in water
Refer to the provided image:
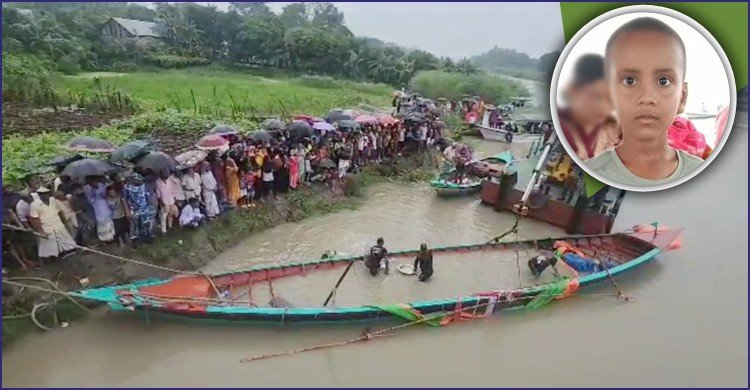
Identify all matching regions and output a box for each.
[413,243,434,282]
[366,237,389,276]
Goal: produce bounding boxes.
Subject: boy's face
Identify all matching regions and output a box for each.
[608,31,687,142]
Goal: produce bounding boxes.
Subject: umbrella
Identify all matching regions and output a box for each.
[404,112,427,123]
[292,115,314,125]
[208,124,239,136]
[377,115,398,126]
[110,140,154,163]
[342,109,362,118]
[61,158,118,182]
[249,130,273,143]
[47,154,84,168]
[336,120,360,132]
[324,109,351,123]
[287,121,314,141]
[262,119,285,131]
[135,152,178,173]
[196,134,229,151]
[64,136,115,153]
[175,150,208,169]
[312,117,326,123]
[313,122,335,132]
[355,115,378,125]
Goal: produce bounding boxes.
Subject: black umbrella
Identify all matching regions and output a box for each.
[404,112,427,123]
[209,124,239,136]
[61,158,118,182]
[286,121,314,141]
[262,119,285,131]
[336,120,360,132]
[64,136,116,153]
[110,140,154,163]
[325,109,352,124]
[249,130,273,143]
[47,154,84,168]
[135,152,178,174]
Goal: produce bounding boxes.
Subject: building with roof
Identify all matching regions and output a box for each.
[101,17,162,42]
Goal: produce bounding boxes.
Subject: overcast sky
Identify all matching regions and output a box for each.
[194,2,564,59]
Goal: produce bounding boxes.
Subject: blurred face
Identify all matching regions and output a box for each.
[567,79,613,128]
[607,31,687,142]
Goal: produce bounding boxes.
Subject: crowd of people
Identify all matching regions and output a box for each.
[2,110,448,272]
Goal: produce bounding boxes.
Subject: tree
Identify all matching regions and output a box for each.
[310,3,351,36]
[538,50,561,75]
[279,3,310,28]
[234,15,287,66]
[230,2,273,17]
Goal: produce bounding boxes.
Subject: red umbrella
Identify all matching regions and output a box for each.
[293,115,314,126]
[196,134,229,152]
[355,114,378,125]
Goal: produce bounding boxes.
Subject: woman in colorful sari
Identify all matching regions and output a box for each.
[224,154,241,206]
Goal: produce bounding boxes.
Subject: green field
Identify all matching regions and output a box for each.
[53,68,393,117]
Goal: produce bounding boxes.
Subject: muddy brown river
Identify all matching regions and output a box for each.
[3,129,747,387]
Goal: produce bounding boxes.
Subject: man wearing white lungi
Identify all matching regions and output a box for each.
[28,187,76,260]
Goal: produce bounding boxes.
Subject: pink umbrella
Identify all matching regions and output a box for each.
[355,114,378,125]
[196,134,229,152]
[377,115,398,126]
[312,117,326,123]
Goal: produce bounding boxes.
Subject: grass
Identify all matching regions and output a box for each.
[53,68,393,117]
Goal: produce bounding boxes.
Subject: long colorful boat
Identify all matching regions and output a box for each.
[430,151,516,196]
[71,228,680,324]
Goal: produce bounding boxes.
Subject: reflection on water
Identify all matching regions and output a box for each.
[2,131,746,387]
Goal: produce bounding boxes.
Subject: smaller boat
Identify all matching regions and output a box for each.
[431,151,516,196]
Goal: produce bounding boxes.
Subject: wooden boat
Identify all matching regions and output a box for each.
[430,151,516,196]
[71,229,680,324]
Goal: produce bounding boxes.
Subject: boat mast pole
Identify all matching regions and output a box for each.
[514,133,557,215]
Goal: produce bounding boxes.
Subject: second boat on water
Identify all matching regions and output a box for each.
[431,151,517,196]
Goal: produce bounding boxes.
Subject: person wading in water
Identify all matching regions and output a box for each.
[413,243,434,282]
[366,237,389,276]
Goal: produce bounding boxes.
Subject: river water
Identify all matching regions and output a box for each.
[3,125,747,387]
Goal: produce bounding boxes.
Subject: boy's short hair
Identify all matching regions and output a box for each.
[605,17,687,77]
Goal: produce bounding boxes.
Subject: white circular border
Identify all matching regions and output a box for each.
[549,4,737,193]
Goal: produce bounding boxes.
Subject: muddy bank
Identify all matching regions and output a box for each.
[1,103,132,137]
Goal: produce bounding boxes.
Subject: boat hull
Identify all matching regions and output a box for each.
[431,180,482,196]
[72,231,676,324]
[477,125,514,142]
[480,180,616,235]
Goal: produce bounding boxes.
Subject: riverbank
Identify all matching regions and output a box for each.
[1,151,439,346]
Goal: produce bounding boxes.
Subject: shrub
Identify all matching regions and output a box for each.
[143,54,211,69]
[408,70,529,105]
[1,53,58,105]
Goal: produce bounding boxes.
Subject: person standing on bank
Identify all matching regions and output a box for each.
[413,243,434,282]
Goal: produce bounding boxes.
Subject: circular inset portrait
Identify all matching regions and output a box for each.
[550,5,736,192]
